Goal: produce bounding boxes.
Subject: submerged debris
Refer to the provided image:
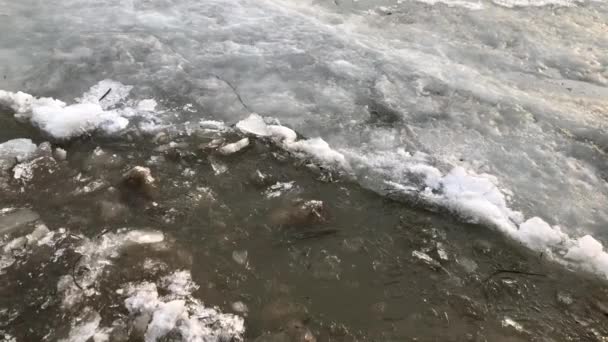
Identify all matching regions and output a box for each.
[122,166,157,199]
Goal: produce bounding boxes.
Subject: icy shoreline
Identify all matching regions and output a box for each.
[2,81,608,282]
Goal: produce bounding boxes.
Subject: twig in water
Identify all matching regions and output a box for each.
[484,269,546,283]
[71,254,85,291]
[292,229,339,241]
[99,88,112,102]
[209,73,251,112]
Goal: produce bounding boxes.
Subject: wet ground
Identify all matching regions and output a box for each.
[2,118,608,341]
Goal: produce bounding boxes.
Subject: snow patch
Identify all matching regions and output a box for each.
[264,181,296,198]
[57,229,165,308]
[1,80,160,140]
[122,270,245,342]
[235,114,350,170]
[137,99,158,112]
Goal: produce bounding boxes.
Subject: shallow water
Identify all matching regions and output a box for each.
[1,128,608,341]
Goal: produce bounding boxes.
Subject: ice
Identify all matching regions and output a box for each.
[517,217,566,251]
[264,181,296,198]
[236,113,271,136]
[267,125,298,143]
[564,236,608,278]
[0,208,39,236]
[0,139,37,172]
[160,270,199,297]
[0,224,54,274]
[122,270,245,341]
[285,138,350,170]
[77,79,133,109]
[60,310,102,342]
[501,317,524,332]
[235,115,350,170]
[0,80,160,139]
[0,89,128,139]
[57,229,165,308]
[138,99,158,112]
[35,102,128,139]
[219,138,250,155]
[145,300,187,342]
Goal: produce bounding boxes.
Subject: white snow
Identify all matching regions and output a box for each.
[0,80,160,140]
[564,236,608,278]
[235,114,350,170]
[160,270,199,298]
[502,317,524,332]
[137,99,158,112]
[285,137,350,170]
[264,181,296,198]
[122,270,245,342]
[145,300,187,342]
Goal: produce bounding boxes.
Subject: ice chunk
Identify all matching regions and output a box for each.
[31,102,128,139]
[268,125,297,143]
[501,317,524,332]
[137,99,158,112]
[0,208,39,236]
[0,90,65,117]
[264,181,295,198]
[564,235,608,278]
[0,139,37,171]
[145,300,186,342]
[0,80,157,139]
[285,138,350,170]
[219,138,250,155]
[124,282,160,314]
[121,270,245,341]
[517,217,566,251]
[160,270,199,297]
[236,113,270,136]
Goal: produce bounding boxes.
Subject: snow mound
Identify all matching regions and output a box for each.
[0,80,159,140]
